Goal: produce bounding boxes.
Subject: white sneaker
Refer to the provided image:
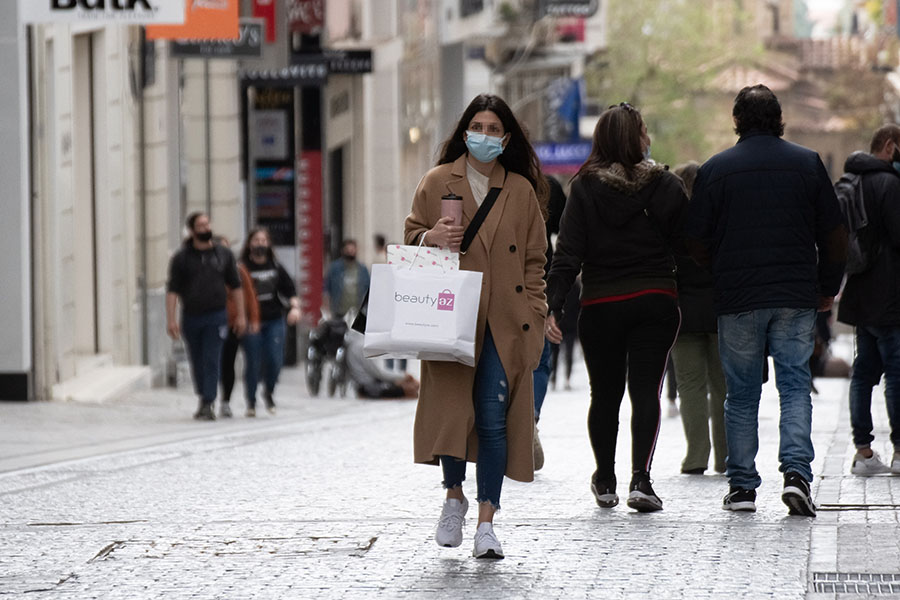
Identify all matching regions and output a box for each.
[667,400,679,418]
[434,497,468,548]
[850,451,891,475]
[892,452,900,475]
[533,424,545,471]
[473,522,504,559]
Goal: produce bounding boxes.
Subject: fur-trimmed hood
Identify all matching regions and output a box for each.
[577,160,675,227]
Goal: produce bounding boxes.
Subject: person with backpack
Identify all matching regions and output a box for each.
[166,212,246,420]
[837,124,900,476]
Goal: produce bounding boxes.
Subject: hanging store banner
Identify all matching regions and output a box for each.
[19,0,186,24]
[288,0,324,35]
[252,0,276,43]
[169,19,263,57]
[146,0,238,40]
[538,0,598,18]
[296,150,324,323]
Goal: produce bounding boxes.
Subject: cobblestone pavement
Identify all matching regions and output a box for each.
[1,337,899,599]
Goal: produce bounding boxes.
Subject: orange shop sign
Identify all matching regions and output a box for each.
[146,0,239,40]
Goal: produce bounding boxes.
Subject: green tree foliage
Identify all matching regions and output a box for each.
[586,0,763,165]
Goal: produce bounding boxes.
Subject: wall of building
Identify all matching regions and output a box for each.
[0,2,32,400]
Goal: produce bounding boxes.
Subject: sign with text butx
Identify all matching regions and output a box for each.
[20,0,185,24]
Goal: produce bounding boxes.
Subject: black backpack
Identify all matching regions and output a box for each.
[834,172,878,275]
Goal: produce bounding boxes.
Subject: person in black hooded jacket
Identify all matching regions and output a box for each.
[837,125,900,476]
[545,102,688,513]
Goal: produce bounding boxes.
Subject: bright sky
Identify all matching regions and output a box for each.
[806,0,844,38]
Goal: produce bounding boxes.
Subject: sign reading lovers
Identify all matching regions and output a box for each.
[19,0,186,24]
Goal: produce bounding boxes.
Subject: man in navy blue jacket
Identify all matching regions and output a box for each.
[686,85,847,517]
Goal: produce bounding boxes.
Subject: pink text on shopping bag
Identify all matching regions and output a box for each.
[437,289,455,311]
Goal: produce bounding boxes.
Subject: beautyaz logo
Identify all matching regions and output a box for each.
[395,290,456,312]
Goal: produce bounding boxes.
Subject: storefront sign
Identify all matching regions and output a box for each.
[170,20,263,58]
[241,58,329,87]
[296,151,324,322]
[146,0,238,40]
[252,0,276,43]
[288,0,324,35]
[538,0,599,18]
[19,0,185,24]
[534,141,591,174]
[324,49,372,74]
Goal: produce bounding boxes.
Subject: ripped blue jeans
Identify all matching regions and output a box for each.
[441,326,509,509]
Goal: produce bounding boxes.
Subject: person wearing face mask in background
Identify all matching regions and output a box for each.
[240,228,301,416]
[836,124,900,476]
[324,239,370,318]
[405,93,549,559]
[215,235,260,419]
[166,212,246,421]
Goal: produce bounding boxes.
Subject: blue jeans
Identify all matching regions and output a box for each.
[532,339,553,420]
[849,325,900,450]
[718,308,816,489]
[441,327,509,508]
[181,309,228,405]
[244,317,287,406]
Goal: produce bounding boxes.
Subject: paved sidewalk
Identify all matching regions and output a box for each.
[0,336,898,598]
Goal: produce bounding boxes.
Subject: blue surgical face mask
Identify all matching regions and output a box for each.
[643,145,652,161]
[465,131,505,163]
[893,161,900,175]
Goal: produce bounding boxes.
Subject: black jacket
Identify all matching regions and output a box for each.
[547,161,688,314]
[837,152,900,326]
[675,252,716,333]
[686,132,846,316]
[167,242,241,315]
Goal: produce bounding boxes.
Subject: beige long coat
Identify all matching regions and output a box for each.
[404,155,547,482]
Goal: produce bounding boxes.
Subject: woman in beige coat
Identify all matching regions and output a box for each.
[404,94,548,559]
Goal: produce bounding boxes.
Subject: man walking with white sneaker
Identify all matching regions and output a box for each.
[837,124,900,476]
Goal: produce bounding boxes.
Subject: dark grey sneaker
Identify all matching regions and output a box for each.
[193,402,215,421]
[590,472,618,508]
[626,472,663,512]
[782,472,816,517]
[722,487,757,512]
[264,391,276,415]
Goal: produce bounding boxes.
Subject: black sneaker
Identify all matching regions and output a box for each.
[219,402,233,418]
[626,471,663,512]
[193,402,215,421]
[782,471,816,517]
[722,487,757,512]
[590,472,618,508]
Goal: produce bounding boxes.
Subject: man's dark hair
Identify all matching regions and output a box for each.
[342,239,357,249]
[185,211,206,231]
[374,234,386,249]
[869,124,900,153]
[732,84,785,138]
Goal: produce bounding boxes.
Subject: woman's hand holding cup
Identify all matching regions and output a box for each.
[426,216,465,252]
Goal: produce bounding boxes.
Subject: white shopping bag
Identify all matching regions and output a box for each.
[363,263,483,366]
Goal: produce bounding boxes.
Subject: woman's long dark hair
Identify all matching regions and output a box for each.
[576,103,645,180]
[240,227,276,265]
[438,94,549,216]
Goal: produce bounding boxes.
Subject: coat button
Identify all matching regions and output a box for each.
[522,323,530,331]
[509,245,517,252]
[515,285,523,293]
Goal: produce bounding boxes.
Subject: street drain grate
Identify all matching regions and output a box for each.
[817,503,900,511]
[813,572,900,594]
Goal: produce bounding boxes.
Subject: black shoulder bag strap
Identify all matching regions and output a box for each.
[460,174,507,255]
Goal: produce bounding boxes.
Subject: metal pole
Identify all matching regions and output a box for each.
[138,27,149,366]
[204,58,212,216]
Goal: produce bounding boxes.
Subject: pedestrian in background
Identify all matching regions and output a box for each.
[166,212,245,420]
[671,161,726,476]
[686,84,847,516]
[241,228,301,416]
[324,239,370,318]
[372,233,388,265]
[217,236,260,418]
[405,93,548,559]
[532,173,568,471]
[546,102,687,513]
[836,124,900,475]
[549,277,580,392]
